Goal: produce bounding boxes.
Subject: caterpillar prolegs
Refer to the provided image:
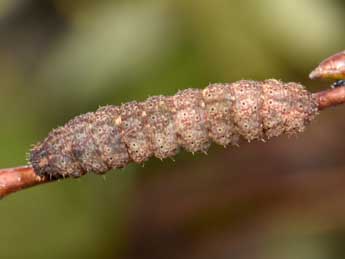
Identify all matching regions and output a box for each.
[30,79,319,179]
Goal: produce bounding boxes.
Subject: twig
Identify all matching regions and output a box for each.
[0,86,345,199]
[0,166,49,198]
[313,86,345,110]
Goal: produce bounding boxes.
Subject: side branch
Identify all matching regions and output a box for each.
[1,86,345,199]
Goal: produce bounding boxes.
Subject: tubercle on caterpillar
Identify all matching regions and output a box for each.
[29,79,319,179]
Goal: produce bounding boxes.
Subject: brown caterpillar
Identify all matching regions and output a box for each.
[30,79,319,179]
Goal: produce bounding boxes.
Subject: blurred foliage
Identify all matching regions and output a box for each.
[0,0,345,258]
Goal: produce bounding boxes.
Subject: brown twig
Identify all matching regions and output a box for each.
[0,86,345,199]
[0,166,49,198]
[313,86,345,110]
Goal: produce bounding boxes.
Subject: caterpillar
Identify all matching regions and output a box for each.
[30,79,318,179]
[310,50,345,88]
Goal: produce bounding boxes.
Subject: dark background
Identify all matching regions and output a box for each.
[1,0,345,258]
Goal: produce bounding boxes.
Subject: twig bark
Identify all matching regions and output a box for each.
[312,86,345,110]
[0,86,345,199]
[0,166,48,198]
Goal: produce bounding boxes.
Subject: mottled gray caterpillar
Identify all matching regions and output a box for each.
[30,79,318,179]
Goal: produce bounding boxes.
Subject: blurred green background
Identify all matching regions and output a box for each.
[1,0,345,258]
